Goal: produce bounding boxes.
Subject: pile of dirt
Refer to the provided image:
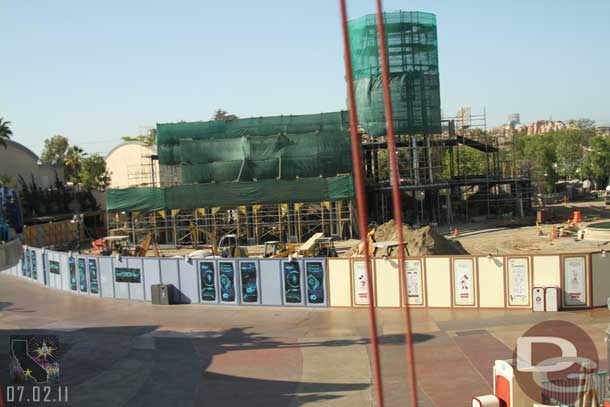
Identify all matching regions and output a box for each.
[351,219,468,256]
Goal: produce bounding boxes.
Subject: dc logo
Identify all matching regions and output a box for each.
[513,320,599,405]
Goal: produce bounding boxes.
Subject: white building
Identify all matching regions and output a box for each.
[0,139,64,189]
[105,142,160,189]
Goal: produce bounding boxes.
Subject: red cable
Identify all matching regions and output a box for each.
[374,1,420,406]
[339,1,385,406]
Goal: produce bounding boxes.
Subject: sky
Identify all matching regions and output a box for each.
[2,0,609,156]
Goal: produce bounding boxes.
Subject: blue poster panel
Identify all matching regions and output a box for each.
[30,250,37,280]
[240,262,258,303]
[68,257,77,290]
[49,261,60,274]
[25,249,31,278]
[199,262,216,302]
[306,262,325,304]
[42,254,47,283]
[219,262,235,302]
[21,252,27,276]
[88,259,99,294]
[283,262,302,304]
[78,258,87,292]
[115,268,141,283]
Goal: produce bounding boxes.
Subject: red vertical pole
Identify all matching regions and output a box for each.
[339,1,385,406]
[374,1,419,406]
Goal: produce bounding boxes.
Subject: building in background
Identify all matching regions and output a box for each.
[0,139,64,189]
[596,125,610,136]
[507,113,520,129]
[105,142,160,189]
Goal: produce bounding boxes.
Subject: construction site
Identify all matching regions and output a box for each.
[103,11,532,257]
[4,4,610,407]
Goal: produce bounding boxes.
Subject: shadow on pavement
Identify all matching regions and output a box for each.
[0,325,434,406]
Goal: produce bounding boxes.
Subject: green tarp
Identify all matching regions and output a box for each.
[156,112,353,183]
[105,188,166,212]
[348,11,441,136]
[105,176,354,212]
[157,111,349,146]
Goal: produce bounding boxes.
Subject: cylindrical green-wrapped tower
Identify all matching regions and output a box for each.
[348,11,441,136]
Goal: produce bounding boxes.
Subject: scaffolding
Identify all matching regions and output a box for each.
[126,151,157,188]
[362,108,532,226]
[107,201,354,247]
[104,10,533,242]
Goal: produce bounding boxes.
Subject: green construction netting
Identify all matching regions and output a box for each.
[157,111,348,146]
[348,11,441,136]
[105,187,166,212]
[156,111,353,183]
[176,131,352,183]
[105,176,354,212]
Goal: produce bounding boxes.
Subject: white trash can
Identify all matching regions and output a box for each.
[544,286,559,312]
[533,287,545,311]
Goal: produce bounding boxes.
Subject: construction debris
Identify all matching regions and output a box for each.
[351,219,467,257]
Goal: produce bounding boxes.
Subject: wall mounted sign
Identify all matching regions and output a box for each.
[219,262,236,302]
[306,262,325,304]
[115,267,141,283]
[405,259,423,305]
[49,261,60,275]
[68,257,77,290]
[199,262,216,302]
[30,250,37,280]
[78,258,87,292]
[507,257,529,306]
[563,256,586,306]
[240,262,258,303]
[88,259,99,294]
[453,258,474,305]
[283,262,302,304]
[353,261,370,305]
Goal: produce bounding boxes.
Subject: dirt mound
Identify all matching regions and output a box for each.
[352,219,467,256]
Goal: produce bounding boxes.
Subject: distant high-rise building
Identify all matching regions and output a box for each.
[507,113,520,125]
[506,113,521,129]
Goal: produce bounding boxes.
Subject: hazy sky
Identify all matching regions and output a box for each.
[2,0,609,156]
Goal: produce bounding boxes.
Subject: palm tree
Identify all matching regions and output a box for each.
[64,145,87,183]
[0,118,13,148]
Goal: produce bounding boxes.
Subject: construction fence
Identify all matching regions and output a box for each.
[6,246,610,311]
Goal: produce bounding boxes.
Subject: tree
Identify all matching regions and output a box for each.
[121,128,156,145]
[79,154,111,191]
[0,117,12,148]
[212,109,238,121]
[515,133,558,192]
[582,136,610,187]
[0,174,16,188]
[568,118,596,130]
[63,145,87,183]
[554,130,587,180]
[40,135,69,165]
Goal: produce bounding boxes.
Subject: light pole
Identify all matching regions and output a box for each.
[71,213,84,253]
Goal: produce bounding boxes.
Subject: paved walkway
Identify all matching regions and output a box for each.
[0,273,608,407]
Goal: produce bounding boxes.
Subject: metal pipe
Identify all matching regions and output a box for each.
[374,1,419,407]
[339,1,385,406]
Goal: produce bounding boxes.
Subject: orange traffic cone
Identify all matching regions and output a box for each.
[573,210,582,223]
